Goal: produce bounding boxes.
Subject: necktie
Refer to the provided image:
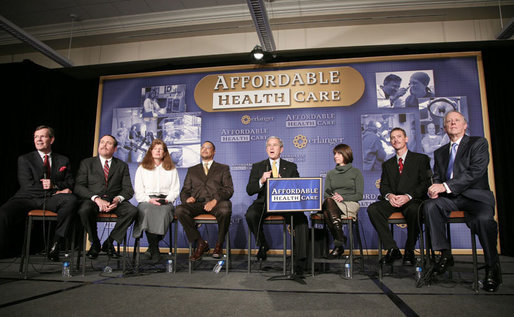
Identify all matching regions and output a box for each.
[398,157,404,174]
[272,161,278,178]
[103,160,110,184]
[446,143,457,180]
[43,154,51,178]
[204,162,209,175]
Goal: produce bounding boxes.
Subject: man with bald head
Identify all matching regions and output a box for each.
[424,111,500,292]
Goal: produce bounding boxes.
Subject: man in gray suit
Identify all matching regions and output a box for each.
[175,141,234,261]
[75,135,138,259]
[424,111,499,292]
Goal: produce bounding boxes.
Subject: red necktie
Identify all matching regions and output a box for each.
[398,157,404,174]
[43,155,51,178]
[103,160,110,184]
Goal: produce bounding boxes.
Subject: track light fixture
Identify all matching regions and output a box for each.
[251,45,265,63]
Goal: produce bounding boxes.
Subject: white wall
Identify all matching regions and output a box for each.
[0,18,503,68]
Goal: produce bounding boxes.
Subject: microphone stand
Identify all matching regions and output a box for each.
[267,214,306,285]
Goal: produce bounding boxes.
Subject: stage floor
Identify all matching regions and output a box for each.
[0,253,513,316]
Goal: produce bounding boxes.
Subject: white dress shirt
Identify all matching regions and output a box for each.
[134,164,180,203]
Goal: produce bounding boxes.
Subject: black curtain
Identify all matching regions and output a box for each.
[1,40,513,255]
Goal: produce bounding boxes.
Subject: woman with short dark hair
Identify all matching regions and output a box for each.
[322,144,364,258]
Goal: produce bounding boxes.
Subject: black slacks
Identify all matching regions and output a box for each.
[367,199,422,251]
[0,193,77,258]
[77,200,137,245]
[245,202,308,260]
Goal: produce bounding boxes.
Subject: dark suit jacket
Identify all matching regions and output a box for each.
[246,158,299,204]
[74,156,134,202]
[13,151,74,199]
[380,150,431,200]
[433,135,494,206]
[180,161,234,203]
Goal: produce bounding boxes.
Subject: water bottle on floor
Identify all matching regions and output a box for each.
[213,255,226,274]
[62,253,71,278]
[415,258,422,282]
[166,253,174,273]
[344,263,351,279]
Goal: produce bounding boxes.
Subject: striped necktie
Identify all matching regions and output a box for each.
[43,154,51,178]
[103,160,110,184]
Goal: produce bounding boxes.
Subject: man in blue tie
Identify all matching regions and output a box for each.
[424,111,500,292]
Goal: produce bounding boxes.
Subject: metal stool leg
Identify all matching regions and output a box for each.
[348,219,354,278]
[282,221,287,275]
[471,232,479,293]
[21,216,33,279]
[248,228,252,273]
[173,221,178,273]
[355,219,365,273]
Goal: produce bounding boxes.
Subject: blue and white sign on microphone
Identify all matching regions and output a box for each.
[266,177,322,212]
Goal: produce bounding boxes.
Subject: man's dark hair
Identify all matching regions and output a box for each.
[101,134,118,147]
[35,125,55,138]
[383,74,402,85]
[390,127,407,137]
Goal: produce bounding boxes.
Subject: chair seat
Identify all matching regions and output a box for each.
[193,214,216,221]
[264,215,285,221]
[97,213,119,219]
[449,210,465,218]
[311,214,353,221]
[388,212,405,220]
[27,210,58,217]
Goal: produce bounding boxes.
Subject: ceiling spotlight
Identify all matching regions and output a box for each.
[251,45,265,63]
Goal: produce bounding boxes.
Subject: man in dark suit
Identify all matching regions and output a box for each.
[424,111,500,292]
[74,135,138,259]
[0,125,77,261]
[368,127,430,265]
[175,141,234,261]
[246,136,308,274]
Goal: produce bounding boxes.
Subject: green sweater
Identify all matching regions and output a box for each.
[324,163,364,202]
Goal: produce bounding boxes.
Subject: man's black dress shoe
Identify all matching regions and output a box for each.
[102,240,121,259]
[402,249,415,266]
[435,254,454,274]
[482,264,500,292]
[87,243,101,260]
[256,245,269,261]
[327,246,345,259]
[47,241,60,262]
[379,248,402,265]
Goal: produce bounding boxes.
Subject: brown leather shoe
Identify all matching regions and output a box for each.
[190,240,209,262]
[212,242,223,259]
